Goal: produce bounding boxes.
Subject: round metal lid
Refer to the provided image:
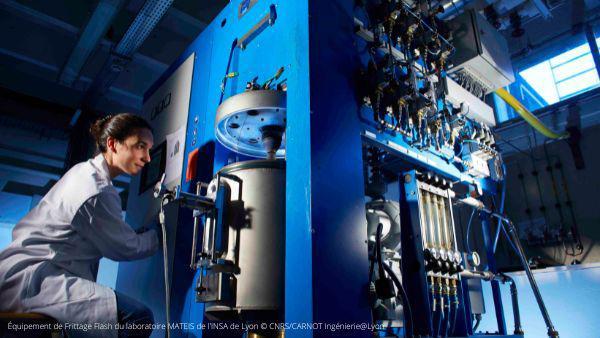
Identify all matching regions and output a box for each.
[215,90,286,158]
[218,159,286,175]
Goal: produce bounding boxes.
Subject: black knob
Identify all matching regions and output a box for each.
[431,259,442,273]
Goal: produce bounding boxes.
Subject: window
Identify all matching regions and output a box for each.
[521,41,600,104]
[496,38,600,123]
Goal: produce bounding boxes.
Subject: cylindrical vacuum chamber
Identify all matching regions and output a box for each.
[200,159,285,318]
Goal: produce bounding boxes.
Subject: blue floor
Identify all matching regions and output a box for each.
[477,263,600,338]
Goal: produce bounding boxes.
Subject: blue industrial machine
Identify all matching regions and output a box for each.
[116,1,558,337]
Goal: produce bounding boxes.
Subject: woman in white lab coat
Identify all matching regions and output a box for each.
[0,113,159,338]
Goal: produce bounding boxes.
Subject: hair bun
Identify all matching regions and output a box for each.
[89,114,114,144]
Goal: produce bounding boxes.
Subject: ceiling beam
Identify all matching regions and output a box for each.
[83,0,175,107]
[124,0,208,39]
[1,0,168,74]
[1,0,79,34]
[59,0,126,86]
[0,47,143,110]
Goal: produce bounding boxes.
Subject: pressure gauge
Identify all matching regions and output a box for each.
[468,251,481,268]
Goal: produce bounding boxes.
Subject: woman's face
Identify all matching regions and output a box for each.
[111,128,154,176]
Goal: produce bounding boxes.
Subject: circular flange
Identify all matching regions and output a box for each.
[215,90,286,158]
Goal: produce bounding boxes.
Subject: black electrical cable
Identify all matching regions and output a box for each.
[218,38,239,105]
[465,209,475,254]
[369,253,376,281]
[449,300,458,336]
[376,222,385,279]
[443,295,451,338]
[530,159,550,238]
[375,220,413,337]
[500,218,559,337]
[429,282,439,337]
[435,302,446,337]
[554,155,584,257]
[436,300,444,338]
[159,197,172,338]
[472,314,482,332]
[515,163,537,233]
[499,273,524,335]
[382,262,413,338]
[543,140,568,242]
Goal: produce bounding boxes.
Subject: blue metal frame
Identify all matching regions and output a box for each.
[306,0,372,336]
[172,1,314,337]
[126,0,519,337]
[399,170,434,336]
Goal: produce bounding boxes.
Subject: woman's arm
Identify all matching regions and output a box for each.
[72,190,159,261]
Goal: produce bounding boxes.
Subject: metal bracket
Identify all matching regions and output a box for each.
[238,4,277,50]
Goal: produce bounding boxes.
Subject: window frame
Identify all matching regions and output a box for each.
[495,30,600,124]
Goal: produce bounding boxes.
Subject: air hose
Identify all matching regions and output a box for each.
[382,262,413,338]
[499,273,524,335]
[495,88,569,139]
[501,219,559,337]
[159,198,171,338]
[492,164,507,253]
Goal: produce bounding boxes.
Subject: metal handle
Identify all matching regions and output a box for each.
[190,182,207,269]
[237,4,277,50]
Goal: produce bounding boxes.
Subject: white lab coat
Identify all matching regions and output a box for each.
[0,154,159,338]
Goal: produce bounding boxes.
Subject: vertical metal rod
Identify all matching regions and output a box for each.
[557,160,583,253]
[517,165,536,230]
[446,196,453,250]
[480,212,507,335]
[504,221,559,337]
[159,200,171,338]
[542,144,566,234]
[210,211,217,261]
[507,277,524,335]
[531,161,550,235]
[202,214,213,257]
[585,24,600,80]
[190,182,202,269]
[448,190,458,251]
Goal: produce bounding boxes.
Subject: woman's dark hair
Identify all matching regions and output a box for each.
[90,113,153,153]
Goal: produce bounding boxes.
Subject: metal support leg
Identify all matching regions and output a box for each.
[480,212,507,335]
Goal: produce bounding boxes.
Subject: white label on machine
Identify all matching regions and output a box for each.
[165,124,186,184]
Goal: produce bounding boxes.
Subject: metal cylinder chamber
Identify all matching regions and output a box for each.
[202,159,285,316]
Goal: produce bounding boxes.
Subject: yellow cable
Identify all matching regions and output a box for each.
[495,88,569,139]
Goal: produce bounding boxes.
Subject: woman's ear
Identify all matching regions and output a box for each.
[106,136,117,153]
